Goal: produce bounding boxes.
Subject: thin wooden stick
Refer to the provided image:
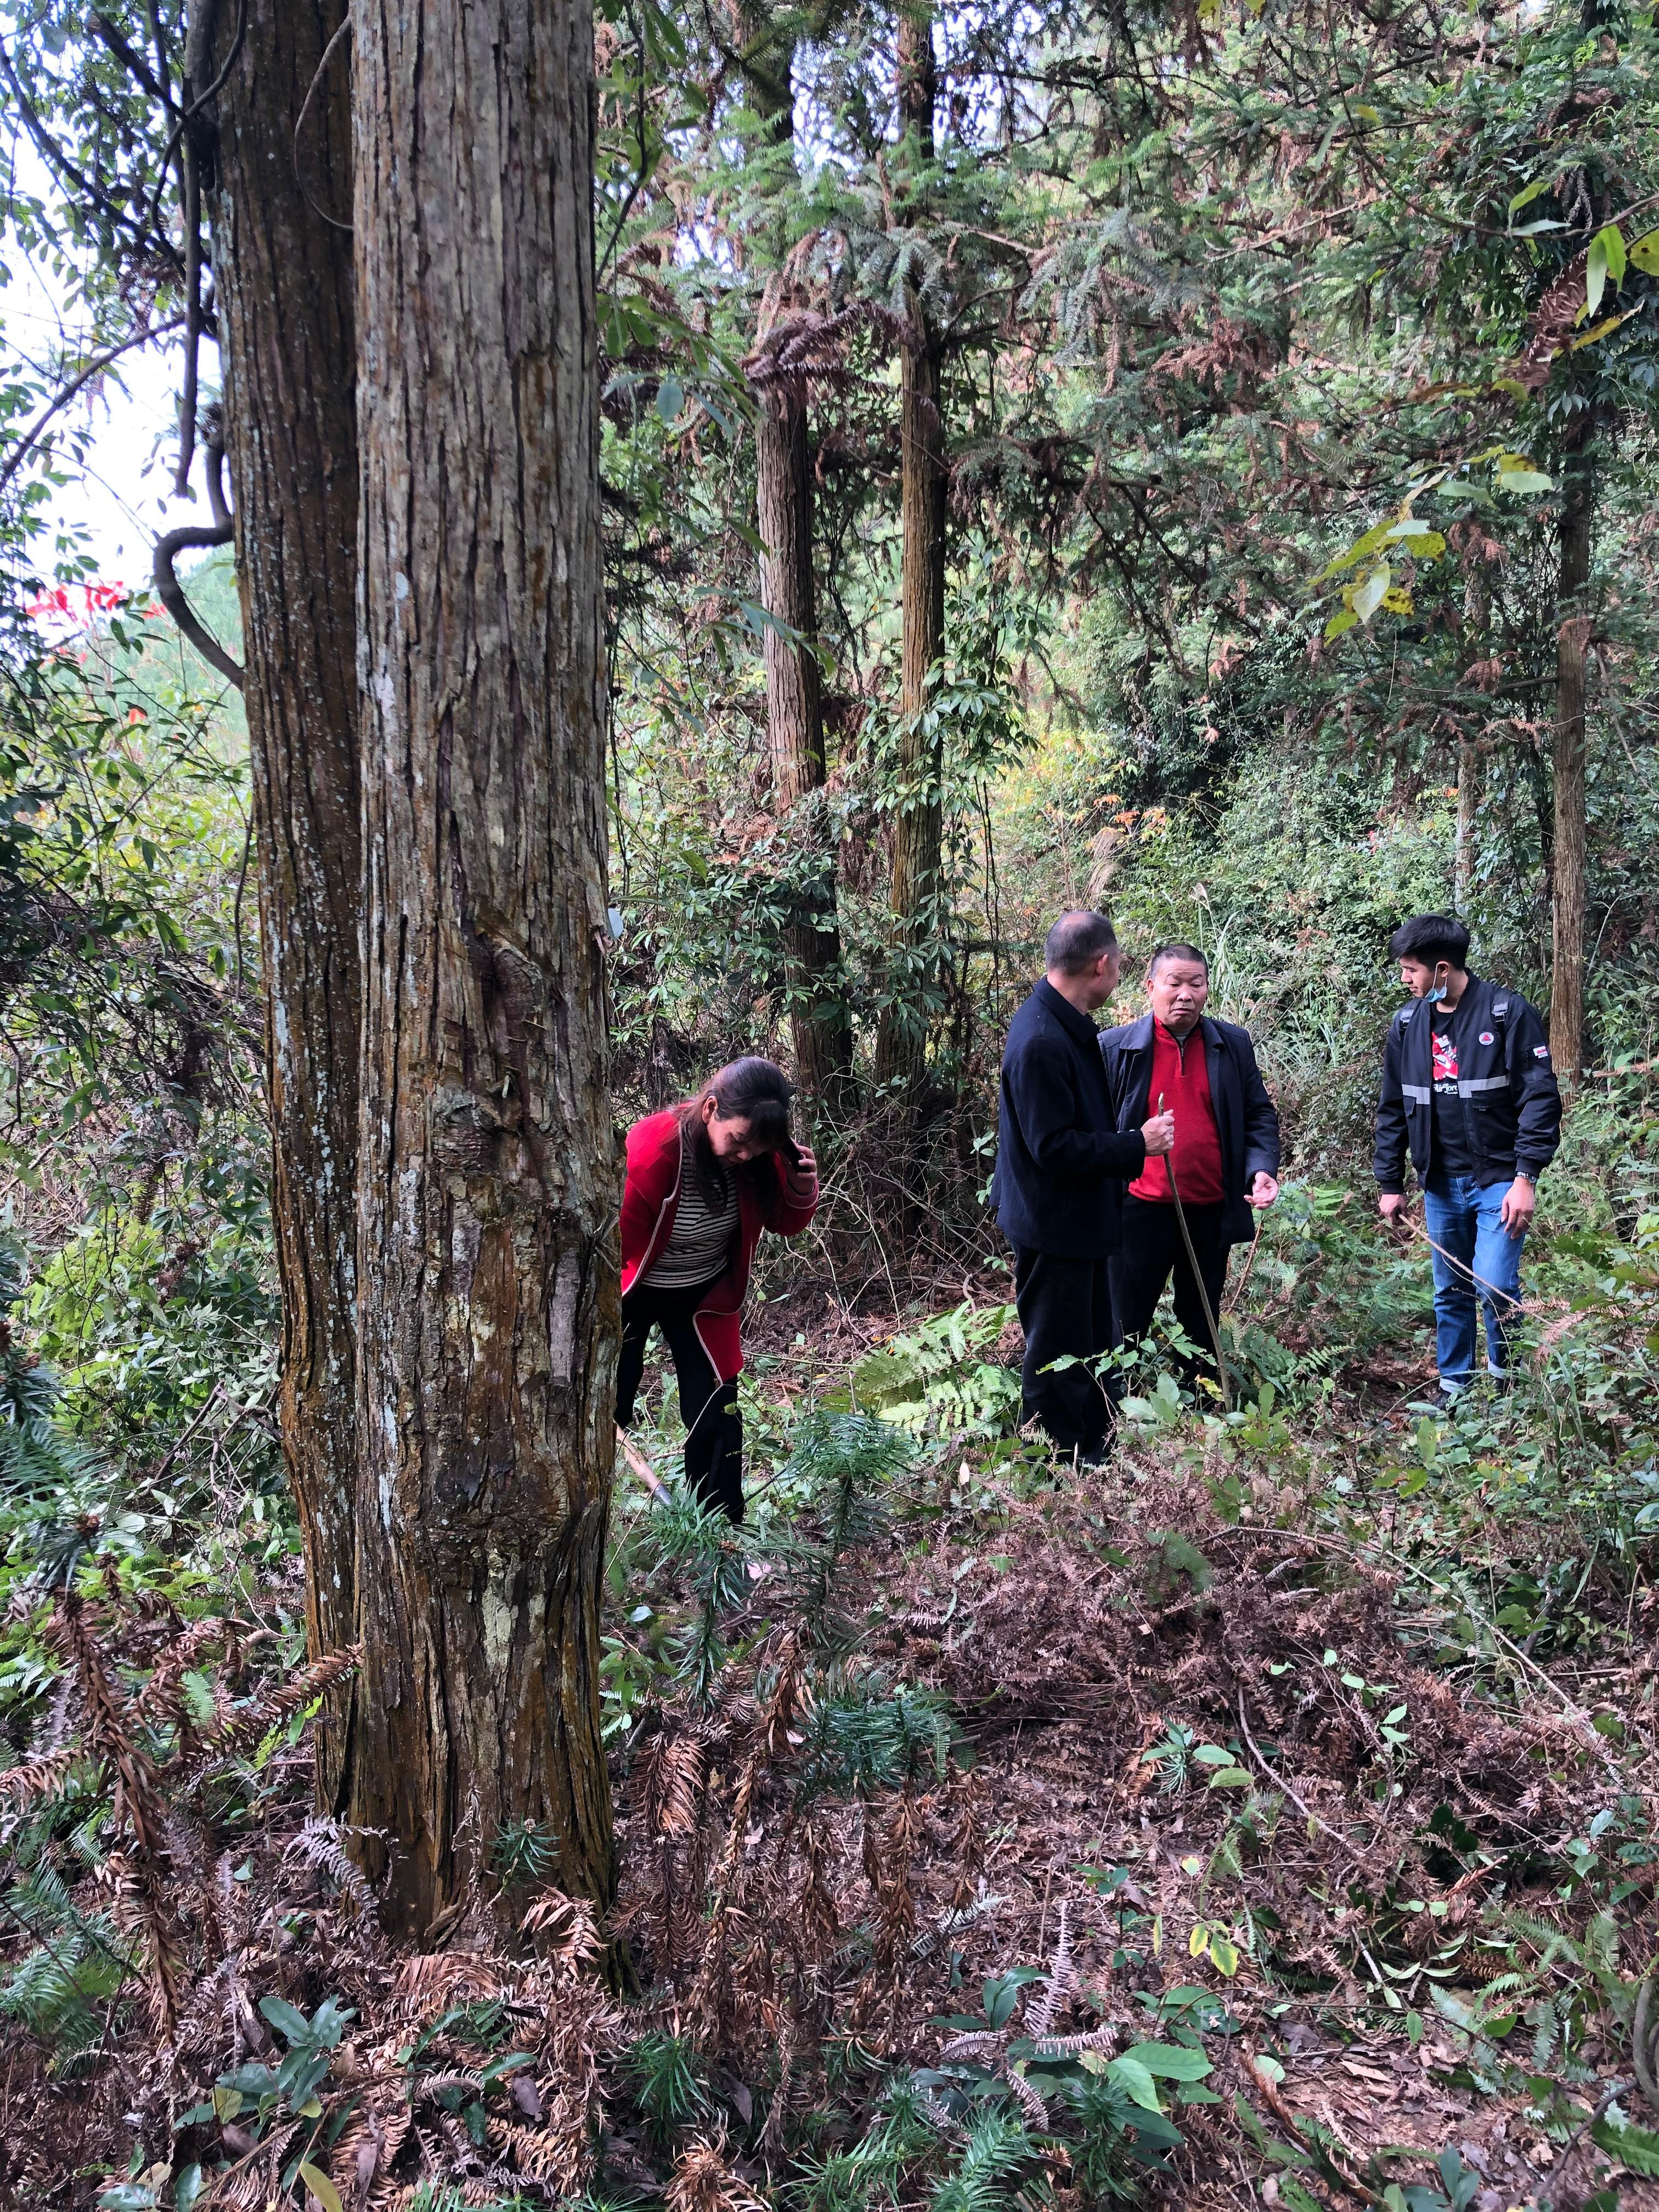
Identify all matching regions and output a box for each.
[616,1425,668,1500]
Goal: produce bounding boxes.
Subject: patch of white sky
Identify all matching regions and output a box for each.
[3,137,199,590]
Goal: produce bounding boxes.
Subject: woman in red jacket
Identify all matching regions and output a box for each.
[617,1057,818,1522]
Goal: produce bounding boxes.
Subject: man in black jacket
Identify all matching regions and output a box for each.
[1099,944,1281,1391]
[1374,913,1562,1398]
[992,911,1175,1462]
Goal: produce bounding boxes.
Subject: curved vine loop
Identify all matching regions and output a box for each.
[153,412,243,691]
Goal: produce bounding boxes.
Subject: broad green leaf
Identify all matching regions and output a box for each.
[1207,1766,1253,1788]
[1507,176,1550,217]
[656,375,685,421]
[1208,1934,1241,1976]
[1596,222,1628,286]
[1585,233,1609,319]
[258,1994,312,2046]
[174,2172,203,2212]
[1497,469,1552,495]
[1352,566,1389,623]
[1106,2053,1164,2113]
[1122,2040,1214,2082]
[1191,1743,1237,1766]
[1323,607,1357,642]
[298,2165,345,2212]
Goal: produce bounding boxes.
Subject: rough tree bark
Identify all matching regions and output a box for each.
[205,0,363,1806]
[1550,442,1594,1088]
[743,18,851,1103]
[348,0,619,1932]
[874,0,947,1095]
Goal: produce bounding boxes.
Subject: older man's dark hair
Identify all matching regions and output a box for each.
[1045,909,1119,975]
[1147,941,1209,977]
[1389,913,1470,967]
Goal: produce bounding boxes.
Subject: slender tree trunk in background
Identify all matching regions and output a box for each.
[1454,563,1487,919]
[206,0,362,1808]
[874,0,946,1096]
[1550,444,1594,1088]
[349,0,618,1934]
[755,388,852,1102]
[1454,740,1479,917]
[744,24,851,1106]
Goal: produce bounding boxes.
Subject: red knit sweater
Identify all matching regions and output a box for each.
[1129,1022,1226,1204]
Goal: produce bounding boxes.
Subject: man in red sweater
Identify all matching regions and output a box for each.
[1099,945,1282,1393]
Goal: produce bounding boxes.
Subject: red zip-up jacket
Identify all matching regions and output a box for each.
[618,1108,819,1381]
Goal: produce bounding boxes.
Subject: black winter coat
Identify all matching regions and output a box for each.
[1373,973,1562,1193]
[991,981,1148,1257]
[1098,1014,1282,1245]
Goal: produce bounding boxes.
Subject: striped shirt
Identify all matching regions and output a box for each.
[645,1162,738,1289]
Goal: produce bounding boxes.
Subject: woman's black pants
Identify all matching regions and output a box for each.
[616,1280,744,1522]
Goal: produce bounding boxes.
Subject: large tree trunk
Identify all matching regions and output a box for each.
[348,0,618,1934]
[874,1,946,1095]
[1550,448,1593,1088]
[206,0,362,1807]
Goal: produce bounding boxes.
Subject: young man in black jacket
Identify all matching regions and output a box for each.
[1099,944,1281,1391]
[991,910,1175,1462]
[1373,914,1562,1398]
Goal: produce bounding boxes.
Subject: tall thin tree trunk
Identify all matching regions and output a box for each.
[348,0,618,1934]
[874,0,946,1095]
[206,0,362,1807]
[1455,563,1487,918]
[755,386,852,1102]
[1550,445,1594,1088]
[744,20,851,1105]
[1454,740,1479,916]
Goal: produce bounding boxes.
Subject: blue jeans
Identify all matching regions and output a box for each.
[1422,1174,1525,1389]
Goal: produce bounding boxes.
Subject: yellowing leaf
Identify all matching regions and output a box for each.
[1209,1934,1242,1976]
[1079,2050,1111,2076]
[1189,1923,1211,1957]
[297,2164,344,2212]
[1352,565,1390,623]
[1379,589,1413,615]
[211,2086,241,2121]
[1630,229,1659,276]
[1568,312,1630,352]
[1323,607,1358,642]
[1313,518,1393,583]
[1354,103,1381,124]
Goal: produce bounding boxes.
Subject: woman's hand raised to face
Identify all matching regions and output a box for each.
[787,1143,817,1185]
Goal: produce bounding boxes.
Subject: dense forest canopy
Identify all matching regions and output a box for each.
[0,1,1657,2207]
